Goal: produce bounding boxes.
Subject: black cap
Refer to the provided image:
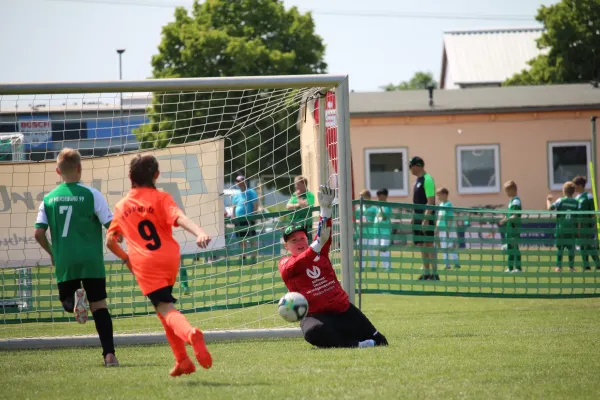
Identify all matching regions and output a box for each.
[282,223,308,242]
[235,174,245,182]
[409,156,424,168]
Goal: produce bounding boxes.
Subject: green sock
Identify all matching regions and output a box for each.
[179,267,189,289]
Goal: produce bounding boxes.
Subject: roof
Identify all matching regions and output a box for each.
[441,27,544,89]
[349,83,600,117]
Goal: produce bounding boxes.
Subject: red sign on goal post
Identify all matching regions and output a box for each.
[314,92,356,199]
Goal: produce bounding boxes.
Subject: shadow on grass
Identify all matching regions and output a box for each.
[180,380,271,387]
[106,363,167,368]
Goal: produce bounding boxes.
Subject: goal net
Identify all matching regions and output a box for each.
[0,134,25,162]
[0,75,353,349]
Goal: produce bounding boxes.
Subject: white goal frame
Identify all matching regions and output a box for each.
[0,74,355,349]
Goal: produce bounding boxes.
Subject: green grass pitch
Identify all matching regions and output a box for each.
[1,294,599,400]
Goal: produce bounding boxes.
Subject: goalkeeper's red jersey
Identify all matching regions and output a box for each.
[278,218,350,315]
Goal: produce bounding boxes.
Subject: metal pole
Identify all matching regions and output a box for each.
[591,117,600,238]
[318,92,328,187]
[117,49,125,152]
[336,77,356,305]
[0,74,349,95]
[358,195,364,310]
[592,116,597,190]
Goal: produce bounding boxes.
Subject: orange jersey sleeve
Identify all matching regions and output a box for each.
[113,188,184,295]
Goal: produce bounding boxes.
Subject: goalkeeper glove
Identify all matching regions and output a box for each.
[318,185,335,219]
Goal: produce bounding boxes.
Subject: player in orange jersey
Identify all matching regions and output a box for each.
[106,154,213,377]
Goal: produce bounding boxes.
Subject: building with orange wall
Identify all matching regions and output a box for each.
[299,83,600,210]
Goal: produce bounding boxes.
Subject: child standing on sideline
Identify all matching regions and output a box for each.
[547,182,579,272]
[355,189,378,269]
[573,176,600,270]
[435,188,460,270]
[498,181,523,273]
[375,188,392,270]
[106,154,213,377]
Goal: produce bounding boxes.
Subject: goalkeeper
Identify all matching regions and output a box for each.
[278,185,388,349]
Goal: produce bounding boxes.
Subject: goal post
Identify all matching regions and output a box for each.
[0,74,354,349]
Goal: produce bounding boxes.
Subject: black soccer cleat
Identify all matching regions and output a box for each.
[373,332,389,346]
[431,274,440,281]
[417,274,431,280]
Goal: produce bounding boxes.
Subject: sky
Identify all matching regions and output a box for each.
[1,0,555,92]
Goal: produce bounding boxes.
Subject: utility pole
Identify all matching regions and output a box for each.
[117,49,125,152]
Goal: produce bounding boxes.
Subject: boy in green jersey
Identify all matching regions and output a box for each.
[435,188,460,270]
[355,189,378,269]
[33,148,117,366]
[286,175,316,242]
[573,176,600,270]
[547,182,579,272]
[498,180,522,272]
[375,188,392,270]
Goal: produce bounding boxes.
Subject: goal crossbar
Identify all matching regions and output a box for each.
[0,74,348,95]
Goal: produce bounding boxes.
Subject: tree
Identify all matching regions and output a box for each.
[505,0,600,86]
[381,71,437,91]
[135,0,327,188]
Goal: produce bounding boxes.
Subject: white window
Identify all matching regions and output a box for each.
[456,145,501,194]
[548,141,591,191]
[365,148,408,197]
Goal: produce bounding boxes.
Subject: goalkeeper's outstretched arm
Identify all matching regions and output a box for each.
[309,185,335,257]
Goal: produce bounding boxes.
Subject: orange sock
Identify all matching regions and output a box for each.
[157,314,188,362]
[165,309,194,344]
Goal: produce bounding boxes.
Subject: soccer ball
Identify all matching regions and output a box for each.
[278,292,309,322]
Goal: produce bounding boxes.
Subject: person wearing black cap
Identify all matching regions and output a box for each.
[409,156,438,280]
[278,185,388,348]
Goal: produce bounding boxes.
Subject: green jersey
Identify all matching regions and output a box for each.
[437,201,454,230]
[375,205,393,240]
[35,182,112,283]
[505,196,522,237]
[550,197,579,235]
[355,205,378,238]
[287,191,316,224]
[575,192,596,233]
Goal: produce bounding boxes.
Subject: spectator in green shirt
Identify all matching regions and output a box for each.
[573,175,600,271]
[287,176,316,242]
[375,188,392,270]
[498,180,522,273]
[355,189,378,270]
[435,187,460,270]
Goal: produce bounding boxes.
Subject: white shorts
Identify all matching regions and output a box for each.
[438,230,457,249]
[359,238,378,249]
[379,239,391,249]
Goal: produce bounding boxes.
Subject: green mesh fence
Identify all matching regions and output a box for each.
[0,206,342,326]
[355,199,600,299]
[2,198,599,327]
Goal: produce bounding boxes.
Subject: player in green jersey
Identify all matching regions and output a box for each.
[355,189,379,270]
[573,176,600,270]
[498,181,522,272]
[435,187,460,270]
[33,148,117,366]
[375,188,392,270]
[547,182,579,272]
[286,175,316,243]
